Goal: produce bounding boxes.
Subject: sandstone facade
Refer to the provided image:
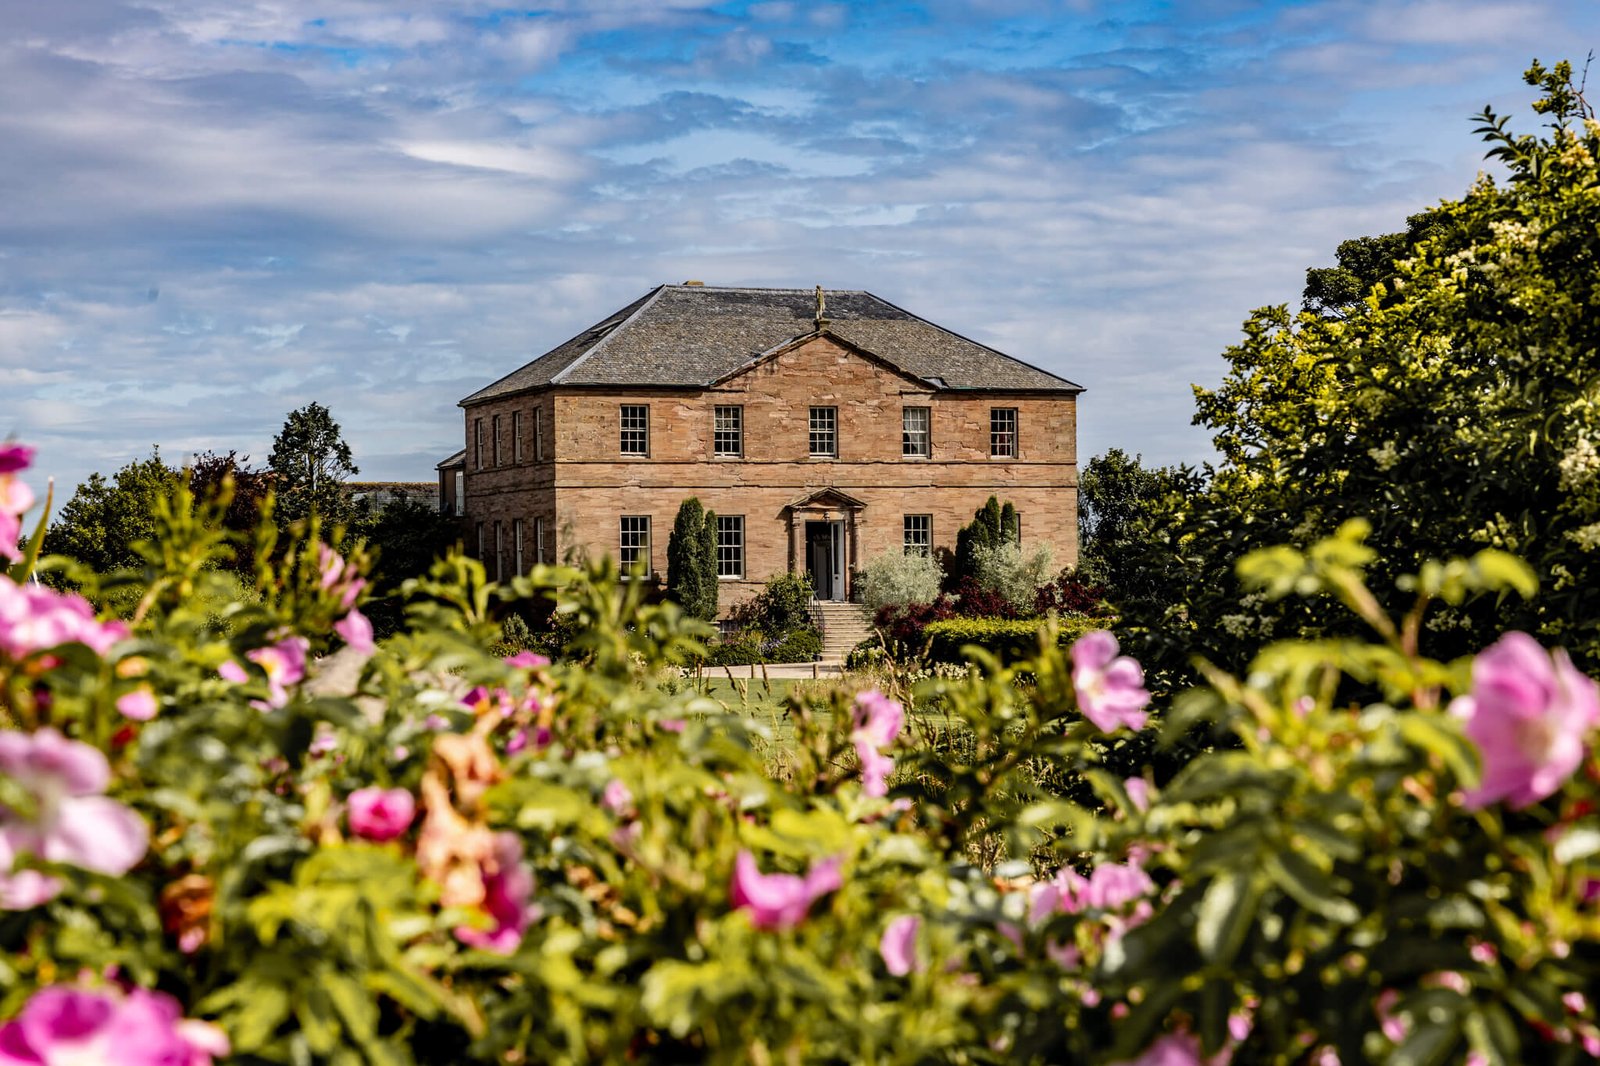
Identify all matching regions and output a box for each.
[454,285,1081,615]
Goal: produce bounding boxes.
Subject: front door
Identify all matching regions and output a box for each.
[805,520,845,600]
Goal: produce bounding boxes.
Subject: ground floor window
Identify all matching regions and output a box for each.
[904,514,932,555]
[535,516,545,565]
[513,518,524,575]
[620,515,651,571]
[716,515,744,578]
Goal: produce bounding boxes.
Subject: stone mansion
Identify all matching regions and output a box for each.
[439,283,1082,613]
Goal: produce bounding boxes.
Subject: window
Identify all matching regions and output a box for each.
[512,411,523,463]
[535,517,545,565]
[513,518,524,576]
[475,522,484,560]
[904,515,932,556]
[716,515,744,578]
[491,414,502,466]
[620,515,651,571]
[809,406,837,458]
[714,405,743,457]
[533,408,544,461]
[493,521,503,581]
[473,418,484,470]
[902,406,930,457]
[453,471,464,515]
[620,404,649,456]
[990,408,1018,458]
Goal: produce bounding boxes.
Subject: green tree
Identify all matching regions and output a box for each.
[43,449,178,573]
[348,490,463,636]
[954,496,1006,583]
[1076,450,1195,603]
[1124,59,1600,682]
[267,402,358,527]
[666,498,717,620]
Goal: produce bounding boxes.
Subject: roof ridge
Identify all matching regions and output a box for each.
[663,284,870,294]
[853,290,1084,392]
[550,284,668,386]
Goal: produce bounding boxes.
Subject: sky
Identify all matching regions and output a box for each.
[3,0,1598,498]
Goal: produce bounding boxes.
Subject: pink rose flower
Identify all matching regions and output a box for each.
[0,578,128,659]
[219,636,309,710]
[0,729,148,909]
[115,687,159,722]
[879,914,922,976]
[334,608,375,656]
[851,690,904,798]
[601,779,633,814]
[0,444,34,476]
[347,787,416,842]
[455,832,538,954]
[1452,632,1600,809]
[0,983,227,1066]
[1071,630,1151,733]
[504,651,550,669]
[728,850,842,931]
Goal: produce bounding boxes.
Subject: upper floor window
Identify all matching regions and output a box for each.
[620,515,651,571]
[491,414,503,466]
[620,404,650,456]
[716,515,744,578]
[904,515,932,556]
[473,418,484,470]
[903,406,931,457]
[533,408,544,461]
[990,408,1018,458]
[714,405,743,457]
[512,411,523,463]
[809,406,837,458]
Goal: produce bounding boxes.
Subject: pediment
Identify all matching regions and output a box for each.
[711,329,939,393]
[786,487,868,512]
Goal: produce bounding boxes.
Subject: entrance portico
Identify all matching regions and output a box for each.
[784,488,865,602]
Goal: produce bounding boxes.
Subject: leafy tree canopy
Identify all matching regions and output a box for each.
[44,449,178,573]
[1123,59,1600,683]
[267,402,358,527]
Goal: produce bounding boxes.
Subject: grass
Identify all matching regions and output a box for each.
[687,676,849,749]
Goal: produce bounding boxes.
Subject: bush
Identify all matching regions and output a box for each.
[766,626,822,663]
[922,613,1101,663]
[970,541,1054,614]
[858,549,943,613]
[707,632,764,666]
[1034,568,1109,616]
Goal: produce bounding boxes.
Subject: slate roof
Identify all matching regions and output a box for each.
[460,285,1081,405]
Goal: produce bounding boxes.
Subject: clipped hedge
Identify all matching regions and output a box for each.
[923,613,1102,664]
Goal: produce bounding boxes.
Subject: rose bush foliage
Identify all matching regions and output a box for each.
[1,448,1599,1065]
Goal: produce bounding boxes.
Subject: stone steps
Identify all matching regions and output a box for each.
[810,602,874,660]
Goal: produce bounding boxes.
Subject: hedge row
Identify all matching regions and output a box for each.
[921,614,1103,664]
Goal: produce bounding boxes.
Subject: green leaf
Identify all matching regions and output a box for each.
[1265,850,1359,924]
[1195,870,1260,964]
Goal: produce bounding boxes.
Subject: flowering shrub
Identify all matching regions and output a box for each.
[1,449,1599,1064]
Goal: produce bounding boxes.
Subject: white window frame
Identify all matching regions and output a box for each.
[990,408,1018,458]
[903,406,931,458]
[535,516,545,565]
[620,404,650,456]
[491,414,502,467]
[533,407,544,461]
[513,518,524,576]
[714,405,743,458]
[493,521,503,581]
[716,515,744,579]
[512,411,523,463]
[809,406,837,458]
[620,515,651,572]
[473,418,484,470]
[903,514,932,556]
